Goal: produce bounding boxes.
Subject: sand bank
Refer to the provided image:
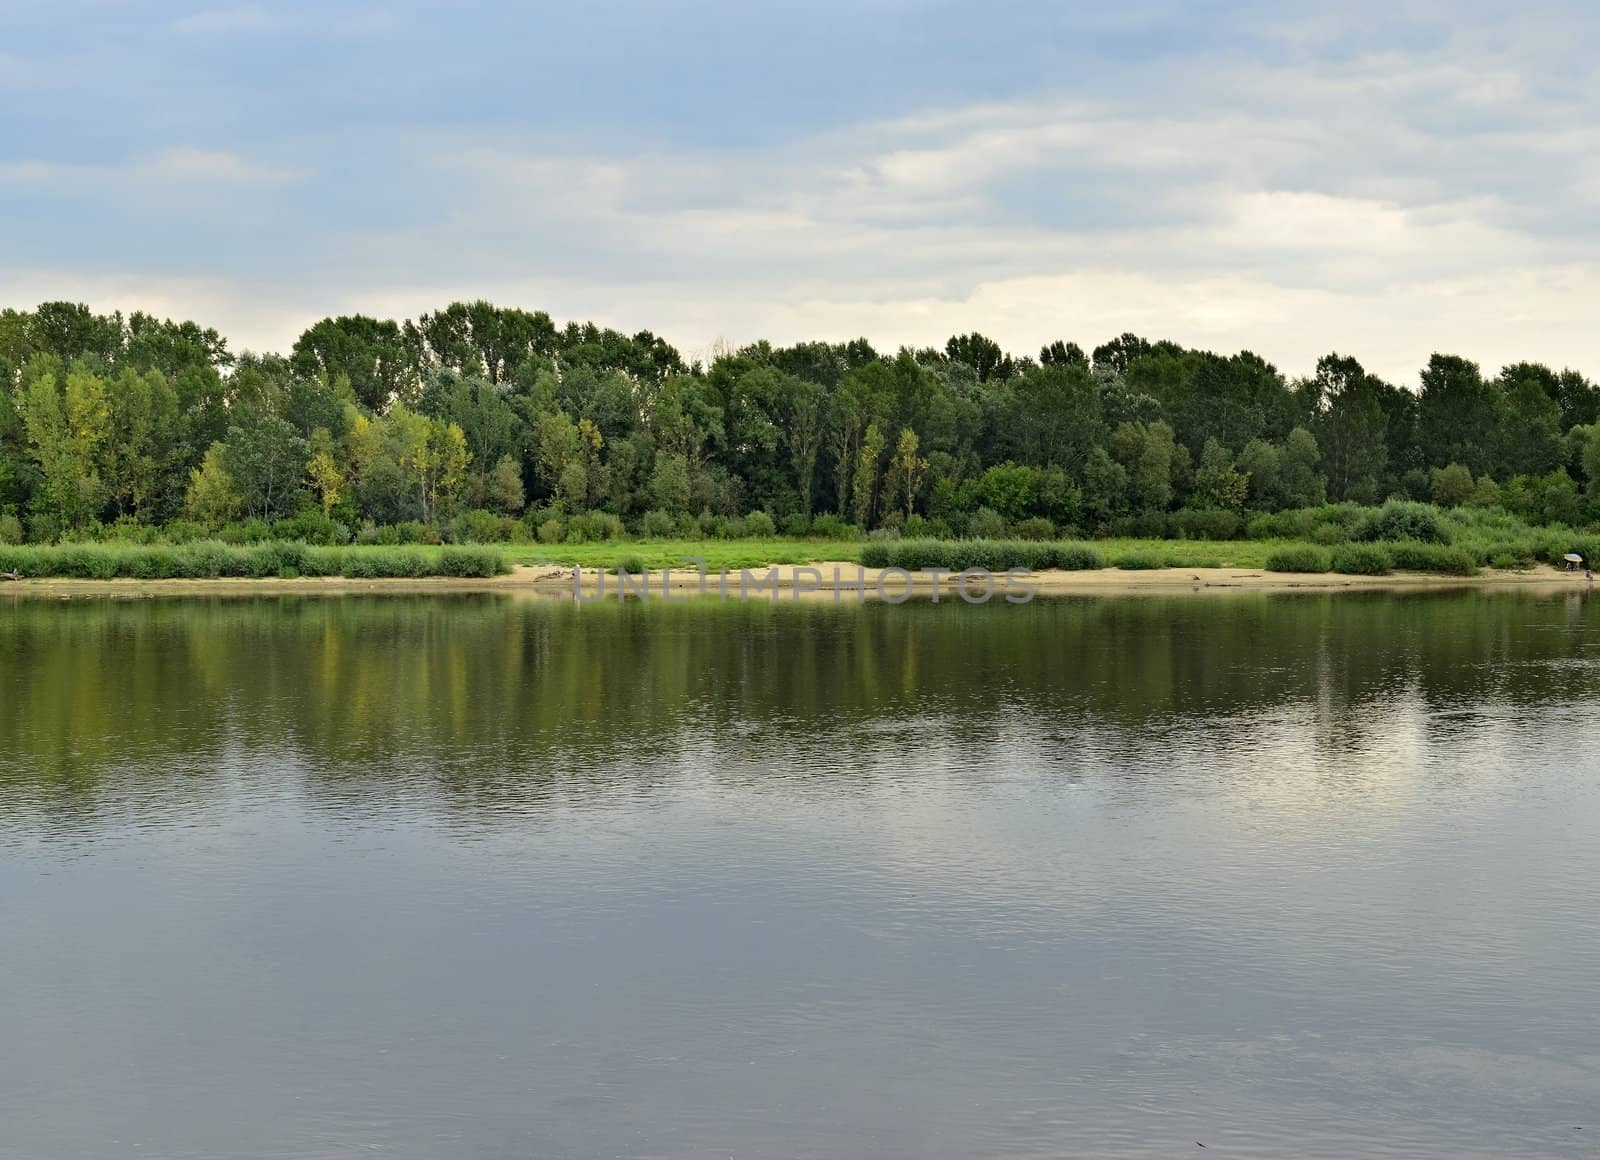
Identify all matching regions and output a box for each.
[0,562,1590,601]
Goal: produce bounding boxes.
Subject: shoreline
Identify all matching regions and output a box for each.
[0,562,1591,601]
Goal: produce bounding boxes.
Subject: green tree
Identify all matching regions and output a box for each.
[1430,463,1475,508]
[888,427,928,520]
[305,427,347,518]
[853,422,886,527]
[101,367,180,519]
[184,443,243,528]
[1279,427,1326,508]
[485,453,526,514]
[1082,447,1129,527]
[291,315,419,410]
[1193,439,1248,511]
[223,413,308,520]
[17,366,108,531]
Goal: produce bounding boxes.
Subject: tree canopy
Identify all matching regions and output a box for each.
[1,299,1597,543]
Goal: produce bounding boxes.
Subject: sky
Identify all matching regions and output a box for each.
[2,0,1597,385]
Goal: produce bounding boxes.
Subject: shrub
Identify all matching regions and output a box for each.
[438,546,507,577]
[639,509,676,538]
[1355,500,1450,544]
[742,510,776,538]
[618,554,648,576]
[1012,517,1056,541]
[1385,541,1478,576]
[1171,508,1242,541]
[1264,546,1332,573]
[271,511,346,545]
[451,509,510,544]
[220,518,273,544]
[1026,542,1104,571]
[858,541,893,568]
[537,518,565,544]
[1114,551,1168,570]
[1331,543,1393,575]
[809,513,858,540]
[0,512,22,545]
[782,512,812,537]
[1311,522,1349,545]
[863,539,1103,572]
[967,506,1007,539]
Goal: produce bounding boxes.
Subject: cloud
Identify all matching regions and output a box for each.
[0,149,302,193]
[3,0,1600,386]
[172,5,276,35]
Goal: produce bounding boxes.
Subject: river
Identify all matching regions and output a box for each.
[2,591,1597,1158]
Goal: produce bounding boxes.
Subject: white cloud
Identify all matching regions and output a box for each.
[172,5,276,35]
[0,148,302,193]
[9,3,1600,387]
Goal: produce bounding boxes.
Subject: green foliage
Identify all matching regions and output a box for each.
[639,509,676,538]
[1430,463,1475,507]
[1354,500,1450,544]
[4,297,1600,561]
[0,541,505,579]
[860,539,1104,572]
[967,506,1007,539]
[1384,541,1478,575]
[0,512,22,545]
[1170,507,1242,541]
[1331,543,1394,574]
[1264,546,1333,572]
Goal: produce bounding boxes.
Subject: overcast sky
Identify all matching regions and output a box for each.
[3,1,1597,384]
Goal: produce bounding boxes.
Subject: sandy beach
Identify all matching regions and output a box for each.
[1,561,1590,600]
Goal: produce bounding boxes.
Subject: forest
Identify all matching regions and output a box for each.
[2,299,1598,549]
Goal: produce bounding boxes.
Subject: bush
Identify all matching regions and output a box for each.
[1355,500,1450,545]
[537,518,565,544]
[1385,541,1478,576]
[0,541,507,580]
[271,511,347,546]
[1114,551,1168,570]
[967,506,1007,539]
[741,510,776,538]
[809,513,859,540]
[220,518,273,544]
[1171,508,1243,541]
[451,509,512,544]
[0,512,22,545]
[639,510,676,538]
[1012,517,1056,541]
[438,546,508,577]
[1331,543,1393,575]
[1264,546,1332,573]
[782,512,812,537]
[862,539,1104,572]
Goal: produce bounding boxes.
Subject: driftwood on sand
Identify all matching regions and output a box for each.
[0,570,22,581]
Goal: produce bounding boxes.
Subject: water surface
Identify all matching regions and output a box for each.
[2,591,1598,1158]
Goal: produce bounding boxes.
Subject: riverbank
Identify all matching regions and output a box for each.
[2,561,1589,600]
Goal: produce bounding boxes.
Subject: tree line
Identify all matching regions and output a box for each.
[2,299,1599,544]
